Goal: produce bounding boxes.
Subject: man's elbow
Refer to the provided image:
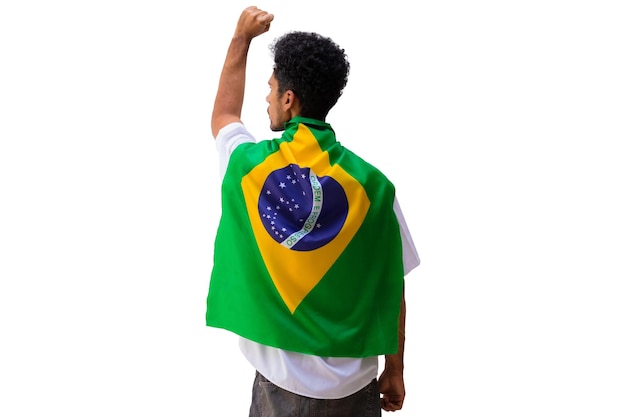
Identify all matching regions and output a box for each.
[211,114,241,139]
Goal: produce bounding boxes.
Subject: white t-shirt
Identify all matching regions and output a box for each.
[216,122,420,399]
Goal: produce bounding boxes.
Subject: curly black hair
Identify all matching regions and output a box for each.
[270,31,350,120]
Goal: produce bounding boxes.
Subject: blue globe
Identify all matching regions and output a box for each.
[258,164,348,251]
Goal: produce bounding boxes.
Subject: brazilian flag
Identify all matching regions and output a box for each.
[206,117,404,357]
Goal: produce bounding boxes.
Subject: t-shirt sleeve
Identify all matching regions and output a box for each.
[393,197,420,275]
[215,122,256,180]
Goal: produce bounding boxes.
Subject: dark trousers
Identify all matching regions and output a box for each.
[249,371,381,417]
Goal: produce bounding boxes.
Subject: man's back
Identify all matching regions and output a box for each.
[207,117,405,357]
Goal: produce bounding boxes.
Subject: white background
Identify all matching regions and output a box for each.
[1,1,625,416]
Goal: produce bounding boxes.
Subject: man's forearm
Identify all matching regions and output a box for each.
[379,283,406,411]
[385,284,406,371]
[211,36,251,137]
[211,7,274,138]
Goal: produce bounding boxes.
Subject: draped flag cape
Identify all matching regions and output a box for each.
[206,117,404,358]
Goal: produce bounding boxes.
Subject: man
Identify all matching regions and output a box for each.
[206,6,420,416]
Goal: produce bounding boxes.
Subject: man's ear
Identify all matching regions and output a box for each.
[282,90,302,118]
[282,90,295,110]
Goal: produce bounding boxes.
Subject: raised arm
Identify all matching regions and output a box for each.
[211,6,274,138]
[379,283,406,412]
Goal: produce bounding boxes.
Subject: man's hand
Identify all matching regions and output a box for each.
[234,6,274,42]
[379,368,405,412]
